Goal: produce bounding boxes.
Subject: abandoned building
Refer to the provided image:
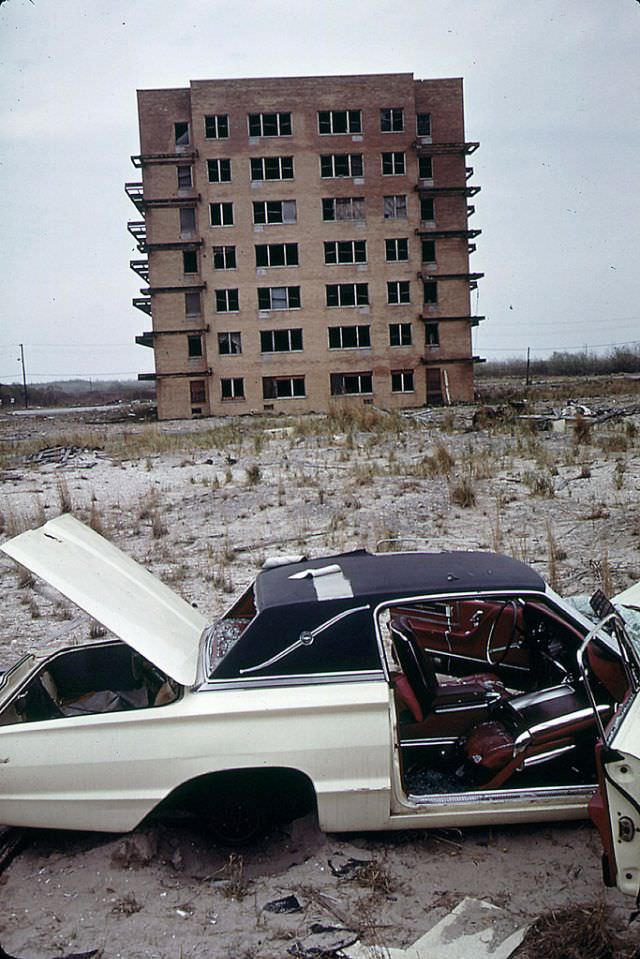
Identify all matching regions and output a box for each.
[127,73,484,420]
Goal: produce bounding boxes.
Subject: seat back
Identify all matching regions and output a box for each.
[390,617,438,715]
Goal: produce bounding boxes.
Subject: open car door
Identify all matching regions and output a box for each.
[584,594,640,899]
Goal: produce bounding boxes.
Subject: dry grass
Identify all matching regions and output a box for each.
[449,475,477,508]
[517,901,626,959]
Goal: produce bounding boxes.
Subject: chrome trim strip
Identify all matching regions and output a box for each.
[523,744,576,767]
[407,783,596,806]
[198,669,385,692]
[433,699,499,714]
[401,737,457,747]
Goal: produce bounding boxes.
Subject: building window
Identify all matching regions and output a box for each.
[385,238,408,261]
[383,195,407,219]
[185,291,201,316]
[380,108,404,132]
[419,156,433,179]
[179,208,196,234]
[248,112,292,137]
[207,159,232,183]
[218,331,242,355]
[322,196,365,221]
[389,322,412,347]
[417,113,431,137]
[255,243,299,268]
[260,329,303,353]
[210,202,234,227]
[187,334,203,358]
[423,281,438,304]
[177,165,192,188]
[387,281,411,305]
[420,197,435,221]
[330,372,373,396]
[324,240,367,265]
[326,283,369,307]
[250,156,294,180]
[318,110,362,134]
[190,380,206,404]
[205,114,229,139]
[257,286,301,310]
[328,325,370,349]
[320,154,363,178]
[174,122,190,146]
[253,199,297,224]
[215,289,239,312]
[422,239,436,263]
[425,322,440,347]
[391,370,414,393]
[263,376,305,399]
[183,250,198,274]
[381,152,405,176]
[213,245,236,270]
[221,377,244,399]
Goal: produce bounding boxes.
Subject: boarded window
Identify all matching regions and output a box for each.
[190,380,206,404]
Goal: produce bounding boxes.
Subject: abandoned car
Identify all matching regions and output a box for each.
[1,514,639,897]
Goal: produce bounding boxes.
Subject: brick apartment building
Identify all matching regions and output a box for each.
[127,72,483,420]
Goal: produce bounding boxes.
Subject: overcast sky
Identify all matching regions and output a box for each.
[1,0,639,383]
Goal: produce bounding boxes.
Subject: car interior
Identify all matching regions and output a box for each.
[383,595,631,798]
[0,641,179,726]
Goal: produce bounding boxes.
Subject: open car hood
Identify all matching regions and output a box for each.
[1,514,207,687]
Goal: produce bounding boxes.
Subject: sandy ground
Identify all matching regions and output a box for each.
[1,386,639,957]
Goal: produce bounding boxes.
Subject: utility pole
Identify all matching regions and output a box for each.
[18,343,28,408]
[525,347,531,386]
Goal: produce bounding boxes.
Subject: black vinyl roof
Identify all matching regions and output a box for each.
[255,549,546,611]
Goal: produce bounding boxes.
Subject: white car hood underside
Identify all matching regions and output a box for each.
[1,514,207,686]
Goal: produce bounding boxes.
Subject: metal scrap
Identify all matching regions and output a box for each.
[25,446,103,466]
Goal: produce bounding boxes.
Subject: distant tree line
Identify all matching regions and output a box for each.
[0,379,155,409]
[477,347,640,379]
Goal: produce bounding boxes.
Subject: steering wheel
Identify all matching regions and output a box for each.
[486,600,520,666]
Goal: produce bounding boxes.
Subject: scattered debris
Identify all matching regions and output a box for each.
[263,894,303,914]
[25,446,103,466]
[516,901,624,959]
[328,857,373,878]
[110,831,158,869]
[110,893,143,916]
[0,948,99,959]
[288,927,359,958]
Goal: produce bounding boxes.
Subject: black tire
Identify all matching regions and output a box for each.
[202,778,270,846]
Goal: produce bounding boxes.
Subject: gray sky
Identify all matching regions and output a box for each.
[1,0,639,383]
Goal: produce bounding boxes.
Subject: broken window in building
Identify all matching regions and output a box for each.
[215,289,239,312]
[416,113,432,137]
[381,152,406,176]
[255,243,299,268]
[213,245,237,270]
[253,199,297,224]
[210,202,234,227]
[221,377,244,399]
[262,376,305,399]
[318,110,362,134]
[260,329,303,353]
[179,207,196,235]
[419,156,433,179]
[421,239,436,263]
[383,195,407,219]
[250,156,294,181]
[326,283,369,307]
[188,334,203,358]
[380,107,404,132]
[391,369,414,393]
[190,380,206,404]
[425,321,440,347]
[218,331,242,355]
[330,372,373,395]
[177,165,193,189]
[387,281,411,305]
[385,238,408,261]
[257,286,301,310]
[320,154,364,178]
[204,114,229,139]
[423,280,438,304]
[174,122,190,146]
[185,291,201,316]
[420,197,435,221]
[322,196,365,221]
[389,322,412,347]
[183,250,198,274]
[207,159,232,183]
[328,325,371,349]
[324,240,367,265]
[248,112,292,137]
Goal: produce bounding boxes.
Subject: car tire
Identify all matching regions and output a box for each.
[203,779,271,846]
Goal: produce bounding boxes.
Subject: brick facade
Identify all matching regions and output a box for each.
[128,73,483,420]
